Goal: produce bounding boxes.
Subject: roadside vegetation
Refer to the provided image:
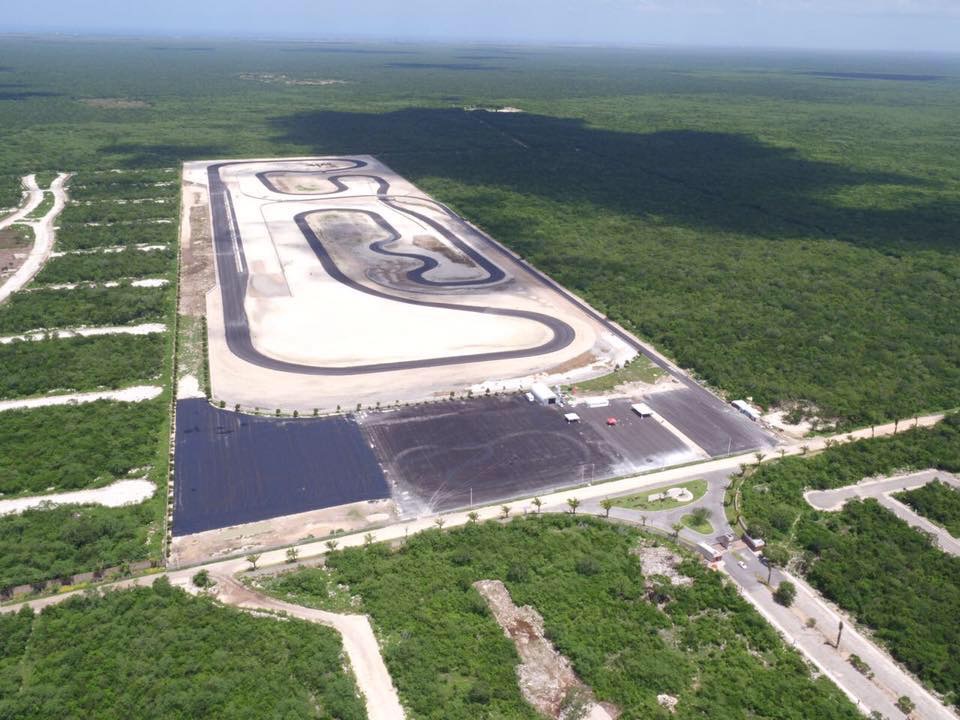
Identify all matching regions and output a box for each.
[896,480,960,538]
[0,284,169,333]
[267,515,860,719]
[0,333,165,399]
[55,222,172,250]
[35,246,175,284]
[0,579,367,720]
[740,414,960,709]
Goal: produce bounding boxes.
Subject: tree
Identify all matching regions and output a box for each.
[600,498,614,517]
[567,497,580,515]
[774,580,796,607]
[467,511,479,523]
[531,497,543,515]
[285,547,299,564]
[500,505,511,520]
[763,544,791,585]
[754,451,766,467]
[671,522,683,539]
[800,444,810,455]
[640,514,647,527]
[191,569,212,588]
[690,506,711,525]
[363,533,375,546]
[325,540,339,552]
[245,554,261,571]
[434,516,446,531]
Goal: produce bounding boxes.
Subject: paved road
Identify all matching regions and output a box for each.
[0,173,70,304]
[206,160,576,375]
[807,469,960,557]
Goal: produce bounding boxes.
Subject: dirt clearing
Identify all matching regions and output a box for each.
[474,579,618,720]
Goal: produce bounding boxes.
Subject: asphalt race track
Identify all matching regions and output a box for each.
[206,160,575,374]
[173,399,389,535]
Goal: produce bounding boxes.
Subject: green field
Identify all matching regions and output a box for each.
[612,479,707,511]
[567,356,663,394]
[896,480,960,537]
[267,516,859,720]
[0,580,367,720]
[35,246,175,283]
[0,38,957,428]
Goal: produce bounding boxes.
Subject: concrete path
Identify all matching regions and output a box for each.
[0,174,43,229]
[0,173,70,304]
[0,478,154,516]
[212,572,406,720]
[0,385,162,412]
[724,553,957,719]
[806,469,960,557]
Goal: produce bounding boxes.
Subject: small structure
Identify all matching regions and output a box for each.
[743,534,766,551]
[631,402,654,417]
[563,412,581,423]
[585,397,610,408]
[732,400,761,422]
[697,541,722,563]
[647,487,694,504]
[717,532,737,548]
[530,383,557,406]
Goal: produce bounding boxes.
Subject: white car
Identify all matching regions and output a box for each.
[737,560,747,569]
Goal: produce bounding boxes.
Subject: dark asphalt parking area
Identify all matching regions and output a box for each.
[173,399,389,535]
[643,387,773,456]
[359,395,696,513]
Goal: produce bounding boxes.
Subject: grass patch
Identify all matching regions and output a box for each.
[896,480,960,538]
[612,478,707,511]
[25,192,53,220]
[0,580,366,720]
[268,515,860,719]
[35,246,175,284]
[681,512,714,534]
[567,356,663,394]
[0,284,169,333]
[175,314,208,389]
[0,333,165,399]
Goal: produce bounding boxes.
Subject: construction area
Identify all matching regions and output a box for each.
[172,156,773,554]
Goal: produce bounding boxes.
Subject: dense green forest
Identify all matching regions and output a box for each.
[739,415,960,707]
[0,38,958,425]
[265,515,859,719]
[35,246,175,283]
[0,174,22,211]
[797,500,960,709]
[55,221,173,250]
[0,398,168,495]
[0,333,165,398]
[0,284,169,333]
[0,580,367,719]
[897,480,960,537]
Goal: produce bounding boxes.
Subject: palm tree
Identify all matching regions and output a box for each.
[532,497,543,515]
[325,540,339,552]
[600,498,614,517]
[285,547,299,564]
[363,533,375,546]
[778,448,786,460]
[567,497,581,515]
[500,505,511,520]
[245,553,261,571]
[467,511,480,523]
[434,516,446,531]
[754,451,766,467]
[671,522,682,539]
[800,444,809,456]
[640,515,647,527]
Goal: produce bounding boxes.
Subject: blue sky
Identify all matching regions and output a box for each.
[3,1,959,53]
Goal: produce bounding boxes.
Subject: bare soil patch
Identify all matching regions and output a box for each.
[474,579,618,720]
[78,97,151,109]
[238,73,348,87]
[412,234,475,266]
[631,541,693,587]
[179,187,214,316]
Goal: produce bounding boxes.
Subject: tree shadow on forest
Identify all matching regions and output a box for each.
[265,108,958,253]
[99,143,231,169]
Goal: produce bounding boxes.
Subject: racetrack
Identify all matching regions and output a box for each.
[205,159,576,375]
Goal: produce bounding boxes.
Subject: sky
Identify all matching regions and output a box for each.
[3,0,960,53]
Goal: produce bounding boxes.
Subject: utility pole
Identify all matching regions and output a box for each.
[836,620,844,649]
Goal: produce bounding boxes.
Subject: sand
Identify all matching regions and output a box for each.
[0,478,155,515]
[0,385,162,412]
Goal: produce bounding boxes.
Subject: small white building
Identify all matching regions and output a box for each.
[697,542,722,563]
[564,412,581,423]
[530,382,558,406]
[732,400,761,422]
